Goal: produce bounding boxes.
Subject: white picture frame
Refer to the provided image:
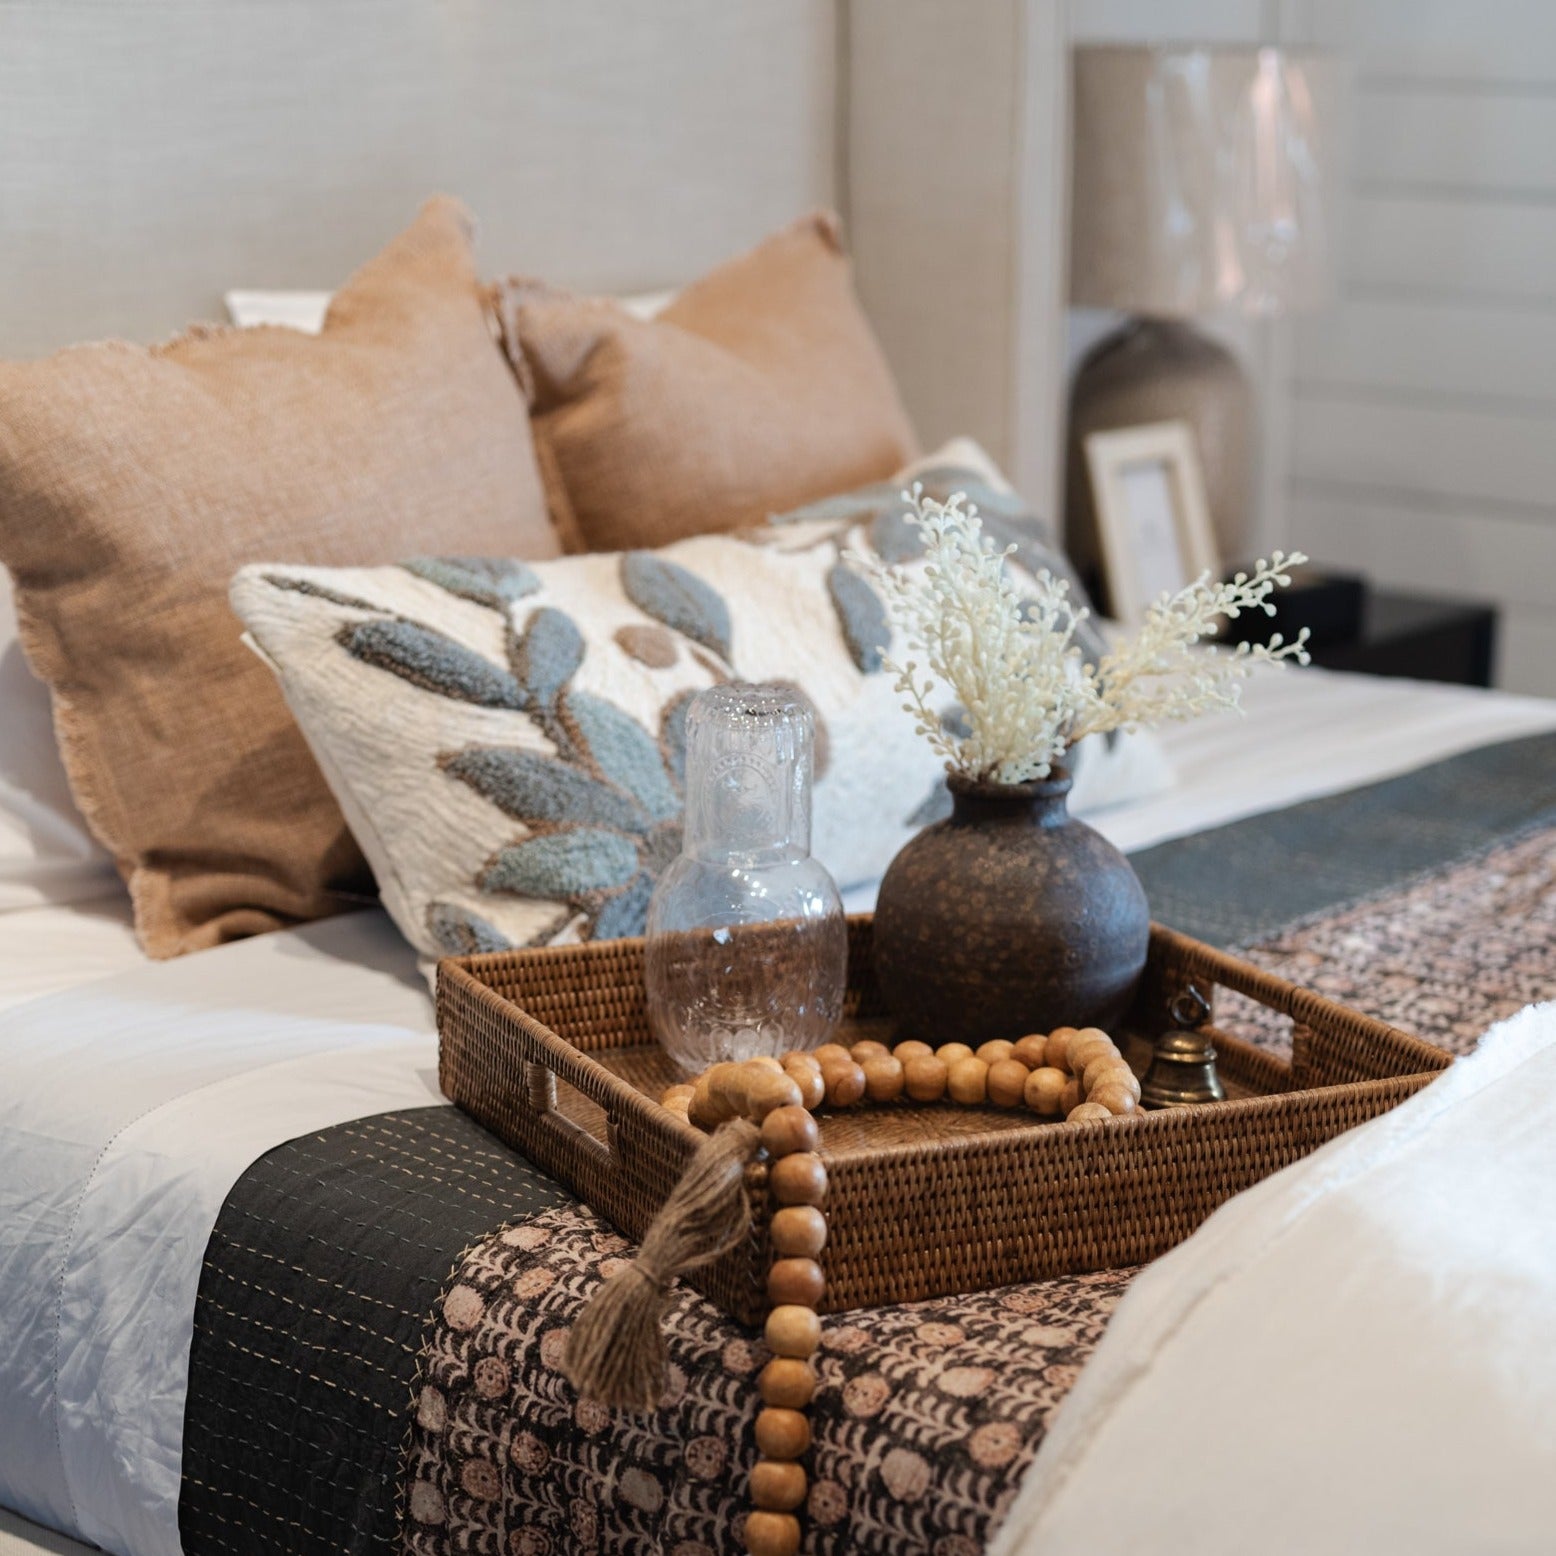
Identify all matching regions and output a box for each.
[1084,421,1220,625]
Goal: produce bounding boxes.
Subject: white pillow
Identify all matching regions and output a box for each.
[223,288,675,333]
[232,448,1170,967]
[0,570,118,912]
[994,1005,1556,1556]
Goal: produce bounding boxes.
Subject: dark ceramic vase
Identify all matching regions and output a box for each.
[872,768,1150,1046]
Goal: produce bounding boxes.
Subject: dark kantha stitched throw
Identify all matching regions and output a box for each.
[177,733,1556,1555]
[179,1108,567,1555]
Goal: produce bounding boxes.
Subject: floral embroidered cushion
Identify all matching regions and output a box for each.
[232,447,1171,965]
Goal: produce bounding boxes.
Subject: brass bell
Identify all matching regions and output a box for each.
[1140,986,1225,1109]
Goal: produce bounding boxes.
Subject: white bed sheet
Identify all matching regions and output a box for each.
[2,664,1555,1556]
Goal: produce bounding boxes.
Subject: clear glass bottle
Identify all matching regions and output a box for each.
[645,683,847,1074]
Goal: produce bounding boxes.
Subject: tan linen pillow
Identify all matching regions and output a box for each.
[0,196,559,957]
[497,211,919,554]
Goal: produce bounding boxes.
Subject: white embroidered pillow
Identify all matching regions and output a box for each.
[232,466,1171,963]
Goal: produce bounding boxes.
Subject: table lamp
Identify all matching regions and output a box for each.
[1064,44,1340,597]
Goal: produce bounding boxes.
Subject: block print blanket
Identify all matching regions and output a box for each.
[176,735,1556,1556]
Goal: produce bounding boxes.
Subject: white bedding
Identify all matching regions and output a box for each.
[2,664,1555,1556]
[994,1001,1556,1556]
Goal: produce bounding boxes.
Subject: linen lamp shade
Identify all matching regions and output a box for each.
[1065,45,1342,591]
[1070,45,1340,318]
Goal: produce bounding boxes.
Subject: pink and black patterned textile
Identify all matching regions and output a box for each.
[174,734,1556,1556]
[398,811,1556,1556]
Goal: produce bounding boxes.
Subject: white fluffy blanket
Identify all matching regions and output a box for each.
[994,1001,1556,1555]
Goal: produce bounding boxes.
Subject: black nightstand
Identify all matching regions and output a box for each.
[1220,569,1499,689]
[1308,591,1498,689]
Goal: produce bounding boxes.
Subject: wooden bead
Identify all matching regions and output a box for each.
[764,1304,823,1358]
[821,1060,866,1107]
[746,1070,805,1119]
[707,1061,747,1110]
[975,1038,1015,1066]
[1068,1033,1116,1074]
[1090,1083,1137,1116]
[850,1039,890,1063]
[661,1083,696,1106]
[1098,1064,1141,1102]
[767,1256,826,1307]
[785,1064,826,1109]
[744,1509,802,1556]
[1012,1033,1049,1069]
[1084,1056,1135,1096]
[1068,1101,1113,1123]
[770,1152,827,1206]
[758,1356,817,1408]
[903,1054,949,1103]
[690,1077,731,1129]
[893,1039,934,1061]
[761,1104,819,1158]
[813,1043,852,1067]
[770,1204,827,1259]
[751,1458,809,1512]
[749,1056,786,1073]
[935,1042,974,1066]
[1045,1027,1077,1074]
[1060,1077,1081,1115]
[947,1056,989,1104]
[862,1054,906,1102]
[780,1051,821,1072]
[1023,1065,1068,1116]
[663,1095,692,1122]
[987,1058,1030,1108]
[754,1405,812,1457]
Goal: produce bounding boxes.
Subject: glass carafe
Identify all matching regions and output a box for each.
[645,683,846,1073]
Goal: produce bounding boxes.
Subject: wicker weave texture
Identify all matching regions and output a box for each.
[438,918,1447,1323]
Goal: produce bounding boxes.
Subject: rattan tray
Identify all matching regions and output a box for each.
[438,917,1449,1324]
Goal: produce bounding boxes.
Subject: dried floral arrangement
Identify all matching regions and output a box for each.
[852,488,1311,785]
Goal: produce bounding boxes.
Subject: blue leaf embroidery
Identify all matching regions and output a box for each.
[441,747,645,830]
[620,552,733,661]
[425,901,513,956]
[481,830,641,898]
[338,619,524,709]
[511,607,585,710]
[404,557,541,610]
[826,562,891,674]
[568,693,679,823]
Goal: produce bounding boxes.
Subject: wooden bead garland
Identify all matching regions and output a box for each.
[662,1025,1136,1555]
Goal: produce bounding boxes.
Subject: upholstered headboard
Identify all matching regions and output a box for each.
[0,0,1068,512]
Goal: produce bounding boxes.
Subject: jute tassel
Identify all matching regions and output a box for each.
[564,1117,763,1409]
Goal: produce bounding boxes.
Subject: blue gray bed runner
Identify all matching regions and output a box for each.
[177,729,1556,1554]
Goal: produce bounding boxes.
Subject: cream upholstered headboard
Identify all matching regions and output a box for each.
[0,0,1069,514]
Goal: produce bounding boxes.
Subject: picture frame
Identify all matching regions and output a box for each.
[1083,420,1220,625]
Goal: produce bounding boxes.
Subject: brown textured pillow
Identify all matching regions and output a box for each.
[0,195,559,957]
[497,211,919,554]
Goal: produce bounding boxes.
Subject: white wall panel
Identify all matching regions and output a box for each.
[1296,298,1556,404]
[1286,2,1556,693]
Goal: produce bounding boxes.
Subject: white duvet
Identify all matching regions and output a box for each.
[2,664,1555,1556]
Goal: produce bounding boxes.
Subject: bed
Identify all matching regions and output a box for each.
[4,6,1556,1555]
[4,663,1555,1556]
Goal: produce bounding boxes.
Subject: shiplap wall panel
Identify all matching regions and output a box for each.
[1286,0,1556,695]
[1347,196,1556,306]
[1292,396,1556,511]
[1289,495,1554,612]
[1353,92,1556,196]
[1305,0,1556,85]
[1296,299,1556,403]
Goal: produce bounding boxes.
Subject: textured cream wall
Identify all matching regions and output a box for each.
[0,0,838,358]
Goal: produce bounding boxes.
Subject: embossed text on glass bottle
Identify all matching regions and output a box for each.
[645,683,847,1073]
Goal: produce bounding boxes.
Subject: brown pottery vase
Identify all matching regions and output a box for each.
[872,768,1150,1046]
